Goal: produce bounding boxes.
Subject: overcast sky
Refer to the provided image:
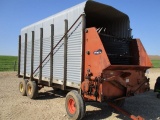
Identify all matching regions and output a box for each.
[0,0,160,56]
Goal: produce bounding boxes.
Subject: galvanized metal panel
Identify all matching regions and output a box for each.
[67,3,84,33]
[53,34,64,83]
[51,13,67,83]
[42,18,53,78]
[20,1,131,88]
[67,31,82,85]
[26,40,31,75]
[65,5,84,85]
[26,26,34,75]
[33,23,42,77]
[20,29,27,75]
[54,13,67,35]
[42,37,50,78]
[20,1,84,86]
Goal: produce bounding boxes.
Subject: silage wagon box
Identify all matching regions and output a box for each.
[18,1,152,120]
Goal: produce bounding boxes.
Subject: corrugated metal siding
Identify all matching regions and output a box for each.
[33,39,40,76]
[66,7,83,85]
[26,40,31,74]
[52,13,67,82]
[42,18,53,78]
[20,1,131,88]
[26,27,33,75]
[33,23,42,76]
[67,3,84,33]
[20,44,24,74]
[20,30,27,74]
[67,31,82,84]
[20,2,85,82]
[53,34,64,82]
[42,37,51,78]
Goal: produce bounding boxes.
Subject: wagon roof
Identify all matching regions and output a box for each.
[85,1,129,22]
[21,1,129,31]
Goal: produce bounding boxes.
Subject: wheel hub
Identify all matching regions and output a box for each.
[27,85,32,95]
[68,98,76,114]
[19,83,24,92]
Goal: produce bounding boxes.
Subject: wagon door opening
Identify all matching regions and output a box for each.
[84,1,151,66]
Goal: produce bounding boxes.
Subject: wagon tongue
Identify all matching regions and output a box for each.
[108,102,145,120]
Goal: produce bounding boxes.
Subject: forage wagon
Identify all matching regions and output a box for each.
[18,1,152,120]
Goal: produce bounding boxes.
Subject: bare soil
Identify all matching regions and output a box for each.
[0,69,160,120]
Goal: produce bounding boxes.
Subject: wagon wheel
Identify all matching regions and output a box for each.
[26,81,38,99]
[65,90,86,120]
[19,79,27,96]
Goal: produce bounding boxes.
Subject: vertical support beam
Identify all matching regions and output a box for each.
[49,24,54,86]
[81,14,86,93]
[31,31,34,81]
[39,28,43,83]
[82,14,86,33]
[18,35,21,77]
[62,19,68,90]
[23,33,27,79]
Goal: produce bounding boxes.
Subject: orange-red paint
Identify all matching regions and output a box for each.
[84,27,110,77]
[136,39,152,67]
[82,27,152,102]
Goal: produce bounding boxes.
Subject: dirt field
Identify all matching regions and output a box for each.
[0,69,160,120]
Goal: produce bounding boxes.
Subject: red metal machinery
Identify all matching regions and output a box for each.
[82,27,152,102]
[65,28,152,120]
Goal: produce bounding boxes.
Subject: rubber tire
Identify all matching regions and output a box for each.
[65,90,86,120]
[157,94,160,99]
[113,99,125,107]
[26,81,38,99]
[19,79,27,96]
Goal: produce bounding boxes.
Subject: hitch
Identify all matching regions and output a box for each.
[108,102,144,120]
